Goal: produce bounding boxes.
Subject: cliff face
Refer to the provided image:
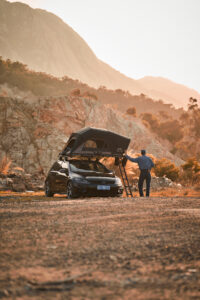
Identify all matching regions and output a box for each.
[0,96,182,175]
[0,0,199,108]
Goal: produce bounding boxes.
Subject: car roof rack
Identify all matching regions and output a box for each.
[60,127,130,158]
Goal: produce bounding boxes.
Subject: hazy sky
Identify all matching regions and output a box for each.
[9,0,200,92]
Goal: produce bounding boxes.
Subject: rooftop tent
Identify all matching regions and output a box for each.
[61,127,131,157]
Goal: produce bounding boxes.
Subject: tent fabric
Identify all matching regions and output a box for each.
[61,127,130,157]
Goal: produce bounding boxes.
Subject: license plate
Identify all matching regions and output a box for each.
[97,185,110,190]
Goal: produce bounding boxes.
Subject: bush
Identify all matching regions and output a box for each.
[70,88,80,96]
[126,107,136,117]
[141,113,160,132]
[82,91,98,100]
[154,158,179,181]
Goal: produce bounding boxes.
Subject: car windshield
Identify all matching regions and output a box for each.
[69,160,109,173]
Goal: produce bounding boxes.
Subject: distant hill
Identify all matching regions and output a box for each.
[0,0,199,108]
[138,77,200,108]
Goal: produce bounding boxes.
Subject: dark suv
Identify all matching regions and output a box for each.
[45,159,123,198]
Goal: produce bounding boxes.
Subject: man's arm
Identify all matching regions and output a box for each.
[125,154,138,163]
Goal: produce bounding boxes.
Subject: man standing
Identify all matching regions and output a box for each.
[125,150,154,197]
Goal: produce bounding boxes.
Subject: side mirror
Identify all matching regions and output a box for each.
[59,169,69,175]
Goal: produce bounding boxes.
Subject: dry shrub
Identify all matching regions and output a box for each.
[13,166,24,172]
[126,107,136,117]
[154,158,179,181]
[82,91,98,100]
[0,89,8,97]
[70,88,81,96]
[0,156,12,175]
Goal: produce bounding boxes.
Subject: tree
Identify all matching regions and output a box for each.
[141,113,160,132]
[188,97,198,111]
[158,110,171,120]
[181,157,200,185]
[158,120,183,143]
[187,98,200,138]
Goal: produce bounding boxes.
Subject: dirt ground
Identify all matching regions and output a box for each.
[0,193,200,300]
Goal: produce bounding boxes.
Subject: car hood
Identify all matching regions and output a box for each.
[72,170,115,178]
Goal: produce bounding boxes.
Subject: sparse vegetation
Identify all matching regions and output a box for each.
[0,57,184,117]
[1,57,200,177]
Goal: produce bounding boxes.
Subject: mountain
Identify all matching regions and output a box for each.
[0,0,199,108]
[0,0,144,94]
[0,95,183,175]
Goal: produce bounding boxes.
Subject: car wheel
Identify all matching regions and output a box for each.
[66,181,77,199]
[45,181,54,197]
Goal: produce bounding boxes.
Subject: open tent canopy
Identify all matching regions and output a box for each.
[60,127,131,158]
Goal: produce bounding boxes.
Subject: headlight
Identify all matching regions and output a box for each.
[115,177,122,185]
[73,177,89,184]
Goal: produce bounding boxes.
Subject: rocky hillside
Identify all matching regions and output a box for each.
[0,57,184,117]
[0,0,199,108]
[0,96,183,175]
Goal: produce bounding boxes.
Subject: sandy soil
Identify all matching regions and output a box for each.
[0,194,200,299]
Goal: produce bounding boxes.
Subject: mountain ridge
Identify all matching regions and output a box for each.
[138,76,200,108]
[0,0,199,108]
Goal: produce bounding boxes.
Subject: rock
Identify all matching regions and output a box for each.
[12,182,26,192]
[151,176,182,190]
[0,177,13,190]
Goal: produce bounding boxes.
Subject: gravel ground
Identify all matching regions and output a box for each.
[0,195,200,299]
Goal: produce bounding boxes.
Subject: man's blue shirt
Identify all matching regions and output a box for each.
[126,154,154,170]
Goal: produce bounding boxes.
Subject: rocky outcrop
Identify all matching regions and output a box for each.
[131,176,182,192]
[0,95,183,176]
[0,171,44,192]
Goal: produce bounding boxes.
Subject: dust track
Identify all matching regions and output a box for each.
[0,195,200,299]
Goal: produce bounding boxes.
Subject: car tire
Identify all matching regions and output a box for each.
[66,181,77,199]
[45,181,54,197]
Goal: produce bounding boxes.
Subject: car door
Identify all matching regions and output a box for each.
[55,165,69,192]
[48,161,68,192]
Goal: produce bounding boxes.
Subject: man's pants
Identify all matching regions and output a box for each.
[138,169,151,197]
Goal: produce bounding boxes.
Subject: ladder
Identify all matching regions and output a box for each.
[116,157,133,198]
